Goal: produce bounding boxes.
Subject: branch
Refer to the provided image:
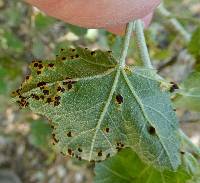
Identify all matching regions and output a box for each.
[134,20,153,69]
[157,3,191,42]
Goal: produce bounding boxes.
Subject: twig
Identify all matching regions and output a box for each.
[134,20,153,69]
[157,3,191,42]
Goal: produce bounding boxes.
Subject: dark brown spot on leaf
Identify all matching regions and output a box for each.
[67,132,72,137]
[105,128,110,133]
[116,94,123,104]
[98,150,102,157]
[62,57,66,60]
[47,97,52,103]
[78,148,82,152]
[38,64,43,69]
[54,101,60,106]
[37,82,47,87]
[75,54,79,58]
[52,133,59,143]
[67,83,72,90]
[34,63,38,67]
[148,126,156,135]
[37,71,41,75]
[68,148,72,155]
[48,63,54,67]
[91,51,96,56]
[170,82,179,93]
[43,90,49,95]
[106,153,110,158]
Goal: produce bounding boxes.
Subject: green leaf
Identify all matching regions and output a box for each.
[183,152,200,183]
[174,71,200,111]
[94,148,192,183]
[13,47,180,170]
[35,13,55,31]
[29,120,52,149]
[188,26,200,60]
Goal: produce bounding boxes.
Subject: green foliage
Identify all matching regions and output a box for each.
[35,13,56,31]
[174,71,200,111]
[13,47,180,170]
[29,120,52,149]
[188,26,200,60]
[94,148,192,183]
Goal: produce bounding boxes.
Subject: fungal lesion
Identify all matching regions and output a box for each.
[147,126,156,135]
[115,94,124,104]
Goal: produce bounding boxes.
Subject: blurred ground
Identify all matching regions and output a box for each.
[0,0,200,182]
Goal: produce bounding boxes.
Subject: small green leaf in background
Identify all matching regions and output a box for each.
[13,47,180,170]
[35,13,55,31]
[94,148,192,183]
[2,30,24,53]
[29,120,52,149]
[188,26,200,60]
[174,71,200,111]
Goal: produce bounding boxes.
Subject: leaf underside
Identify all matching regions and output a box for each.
[13,47,180,170]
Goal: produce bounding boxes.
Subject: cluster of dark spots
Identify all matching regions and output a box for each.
[105,127,110,133]
[74,154,82,160]
[116,94,123,104]
[37,71,42,75]
[97,150,103,157]
[54,100,60,107]
[52,133,59,143]
[53,96,61,106]
[107,50,112,54]
[47,97,52,103]
[17,96,29,108]
[61,48,64,52]
[31,94,40,100]
[78,147,83,152]
[57,86,65,93]
[67,131,72,137]
[43,90,49,95]
[90,51,96,56]
[116,142,125,152]
[37,81,47,87]
[148,126,156,135]
[169,82,179,93]
[63,80,77,90]
[50,125,55,129]
[40,95,45,100]
[48,63,55,68]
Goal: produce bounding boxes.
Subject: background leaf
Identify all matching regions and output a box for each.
[174,71,200,111]
[94,148,192,183]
